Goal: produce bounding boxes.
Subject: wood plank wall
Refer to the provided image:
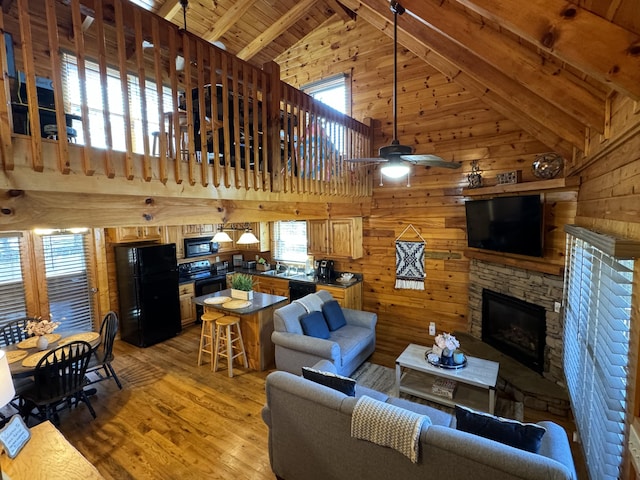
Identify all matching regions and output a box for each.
[278,18,575,359]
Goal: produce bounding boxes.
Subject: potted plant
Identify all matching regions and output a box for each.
[256,257,271,271]
[230,273,254,300]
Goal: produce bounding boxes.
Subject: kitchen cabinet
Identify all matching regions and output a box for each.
[316,282,362,310]
[182,224,215,237]
[164,226,184,258]
[307,218,363,259]
[255,275,290,299]
[217,228,239,253]
[179,282,196,326]
[237,222,270,253]
[106,226,162,243]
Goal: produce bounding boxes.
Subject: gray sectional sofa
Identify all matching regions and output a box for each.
[271,290,377,376]
[262,360,577,480]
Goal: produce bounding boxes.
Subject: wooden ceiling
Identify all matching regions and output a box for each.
[135,0,639,156]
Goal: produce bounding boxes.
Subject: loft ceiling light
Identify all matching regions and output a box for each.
[212,224,233,243]
[236,224,259,245]
[346,1,460,185]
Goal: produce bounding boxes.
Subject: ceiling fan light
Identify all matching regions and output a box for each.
[381,161,410,178]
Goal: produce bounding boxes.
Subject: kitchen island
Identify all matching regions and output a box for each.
[192,289,288,371]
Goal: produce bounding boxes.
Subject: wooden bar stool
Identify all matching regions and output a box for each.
[198,311,225,370]
[213,316,248,377]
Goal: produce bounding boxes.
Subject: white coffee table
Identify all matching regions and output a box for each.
[395,343,499,414]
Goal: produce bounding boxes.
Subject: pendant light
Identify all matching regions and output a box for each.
[212,224,233,243]
[236,224,259,245]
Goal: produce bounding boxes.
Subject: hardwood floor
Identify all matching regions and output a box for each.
[36,325,274,479]
[3,327,587,479]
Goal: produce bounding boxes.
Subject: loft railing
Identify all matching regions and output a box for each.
[0,0,373,197]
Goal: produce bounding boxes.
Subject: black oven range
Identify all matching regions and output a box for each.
[178,259,229,321]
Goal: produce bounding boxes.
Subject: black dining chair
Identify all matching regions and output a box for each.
[86,311,122,389]
[0,317,31,347]
[20,340,96,424]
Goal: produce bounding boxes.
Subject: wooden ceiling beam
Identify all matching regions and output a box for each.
[156,0,181,20]
[453,0,640,100]
[236,0,318,61]
[340,0,578,157]
[401,0,605,133]
[325,0,356,23]
[202,0,261,43]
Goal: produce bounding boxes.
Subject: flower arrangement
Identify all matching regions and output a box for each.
[26,315,60,336]
[435,332,460,353]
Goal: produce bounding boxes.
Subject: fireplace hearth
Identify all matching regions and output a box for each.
[482,289,546,373]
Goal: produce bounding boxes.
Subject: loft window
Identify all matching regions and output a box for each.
[302,74,348,115]
[0,234,28,342]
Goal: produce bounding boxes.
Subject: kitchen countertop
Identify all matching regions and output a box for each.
[231,268,362,288]
[192,289,288,314]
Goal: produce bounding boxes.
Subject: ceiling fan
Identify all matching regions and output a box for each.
[347,1,461,185]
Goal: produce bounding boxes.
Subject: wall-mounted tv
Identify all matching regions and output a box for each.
[465,194,544,257]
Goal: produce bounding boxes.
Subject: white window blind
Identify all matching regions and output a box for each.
[62,53,172,154]
[302,74,347,114]
[42,233,94,332]
[0,234,27,335]
[563,233,634,480]
[273,221,308,263]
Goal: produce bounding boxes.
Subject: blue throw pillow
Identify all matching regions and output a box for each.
[455,405,546,453]
[302,367,356,396]
[322,300,346,331]
[300,311,330,339]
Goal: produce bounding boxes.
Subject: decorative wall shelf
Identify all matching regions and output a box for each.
[462,177,580,197]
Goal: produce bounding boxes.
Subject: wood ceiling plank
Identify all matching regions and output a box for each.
[401,0,605,132]
[453,0,640,100]
[236,0,318,61]
[156,0,181,20]
[202,0,261,43]
[340,0,579,157]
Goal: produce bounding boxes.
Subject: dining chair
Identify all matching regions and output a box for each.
[86,311,122,389]
[20,340,96,424]
[0,317,31,347]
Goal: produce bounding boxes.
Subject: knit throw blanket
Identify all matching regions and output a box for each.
[395,240,425,290]
[351,395,430,463]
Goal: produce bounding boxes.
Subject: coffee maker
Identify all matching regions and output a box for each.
[317,259,335,280]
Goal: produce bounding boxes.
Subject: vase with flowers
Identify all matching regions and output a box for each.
[433,332,462,366]
[26,315,60,350]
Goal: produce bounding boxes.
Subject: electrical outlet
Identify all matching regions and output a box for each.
[428,322,436,336]
[215,256,220,262]
[554,301,561,313]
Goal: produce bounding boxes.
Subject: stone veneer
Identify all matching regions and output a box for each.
[468,259,565,385]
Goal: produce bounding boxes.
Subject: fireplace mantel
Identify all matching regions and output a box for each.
[465,248,565,276]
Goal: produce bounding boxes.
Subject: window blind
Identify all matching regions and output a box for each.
[273,221,308,263]
[0,234,27,340]
[563,233,634,480]
[42,233,94,332]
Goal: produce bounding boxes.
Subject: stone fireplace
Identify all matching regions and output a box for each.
[468,259,565,384]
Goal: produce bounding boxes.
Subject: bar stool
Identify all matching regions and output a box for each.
[198,310,225,370]
[213,316,248,377]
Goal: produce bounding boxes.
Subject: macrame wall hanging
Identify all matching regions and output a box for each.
[395,224,426,290]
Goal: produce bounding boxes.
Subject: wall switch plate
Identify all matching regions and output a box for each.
[428,322,436,336]
[554,301,561,313]
[215,256,220,262]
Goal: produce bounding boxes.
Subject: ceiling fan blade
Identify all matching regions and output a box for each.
[401,154,462,169]
[345,157,387,163]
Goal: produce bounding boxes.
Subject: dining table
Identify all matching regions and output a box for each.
[4,330,102,379]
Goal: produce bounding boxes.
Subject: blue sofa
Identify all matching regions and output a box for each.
[271,290,377,376]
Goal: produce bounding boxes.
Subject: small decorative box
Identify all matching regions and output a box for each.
[496,170,522,185]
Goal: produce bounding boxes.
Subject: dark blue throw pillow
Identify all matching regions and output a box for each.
[455,405,546,453]
[322,300,347,331]
[302,367,356,396]
[300,311,330,339]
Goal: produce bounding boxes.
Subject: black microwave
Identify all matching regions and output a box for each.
[184,236,219,258]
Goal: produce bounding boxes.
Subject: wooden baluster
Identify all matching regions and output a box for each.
[0,8,14,170]
[221,54,231,188]
[168,31,182,184]
[133,9,151,182]
[196,42,209,187]
[260,70,269,191]
[151,17,167,184]
[94,0,114,178]
[251,68,260,191]
[114,0,133,180]
[242,61,251,190]
[231,57,241,189]
[182,34,196,185]
[281,86,289,193]
[17,0,42,172]
[209,48,220,188]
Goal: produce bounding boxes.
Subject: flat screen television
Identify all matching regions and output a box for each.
[465,194,543,257]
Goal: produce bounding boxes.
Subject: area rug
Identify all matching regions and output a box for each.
[352,362,524,422]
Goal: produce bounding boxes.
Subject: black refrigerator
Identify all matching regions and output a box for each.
[114,243,181,347]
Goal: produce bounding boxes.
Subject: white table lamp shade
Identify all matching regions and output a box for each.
[0,350,16,407]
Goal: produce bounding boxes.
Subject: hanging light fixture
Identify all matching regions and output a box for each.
[236,224,259,244]
[380,159,409,178]
[212,224,233,243]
